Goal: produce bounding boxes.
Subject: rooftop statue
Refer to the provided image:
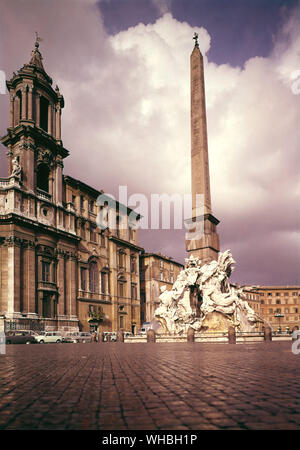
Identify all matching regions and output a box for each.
[154,250,265,335]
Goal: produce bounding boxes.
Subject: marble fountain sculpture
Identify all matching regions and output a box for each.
[154,250,265,335]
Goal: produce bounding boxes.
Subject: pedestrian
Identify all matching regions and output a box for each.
[292,326,299,341]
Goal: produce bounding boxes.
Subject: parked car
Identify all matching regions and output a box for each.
[123,332,132,338]
[138,322,152,335]
[63,332,92,343]
[5,331,37,344]
[102,332,117,342]
[35,331,63,344]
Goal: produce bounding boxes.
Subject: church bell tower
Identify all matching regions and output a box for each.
[1,35,68,205]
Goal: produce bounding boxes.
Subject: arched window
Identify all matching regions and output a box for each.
[37,163,50,192]
[40,96,49,132]
[89,262,98,293]
[16,90,22,124]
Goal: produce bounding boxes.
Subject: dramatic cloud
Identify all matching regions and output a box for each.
[0,0,299,284]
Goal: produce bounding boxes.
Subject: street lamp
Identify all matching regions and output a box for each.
[274,313,284,332]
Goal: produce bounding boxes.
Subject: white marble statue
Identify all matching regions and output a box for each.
[154,250,264,335]
[11,157,22,179]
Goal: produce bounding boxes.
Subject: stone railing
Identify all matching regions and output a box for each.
[0,177,11,188]
[36,189,52,201]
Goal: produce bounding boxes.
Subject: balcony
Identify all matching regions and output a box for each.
[37,188,52,202]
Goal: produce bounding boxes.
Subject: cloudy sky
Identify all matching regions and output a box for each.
[0,0,299,285]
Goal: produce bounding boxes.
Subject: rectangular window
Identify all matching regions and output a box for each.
[118,282,124,298]
[101,272,106,294]
[90,225,97,242]
[42,261,50,282]
[80,195,84,210]
[120,316,124,329]
[130,256,136,273]
[89,200,94,213]
[118,252,125,268]
[116,215,121,238]
[160,272,164,281]
[81,267,87,290]
[100,233,106,247]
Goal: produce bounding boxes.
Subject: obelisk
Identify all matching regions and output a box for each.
[186,33,220,262]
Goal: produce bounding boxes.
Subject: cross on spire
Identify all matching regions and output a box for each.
[35,31,43,47]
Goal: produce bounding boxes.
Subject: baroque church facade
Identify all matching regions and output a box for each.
[0,39,143,334]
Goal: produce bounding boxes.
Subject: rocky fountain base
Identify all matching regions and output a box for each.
[153,250,265,336]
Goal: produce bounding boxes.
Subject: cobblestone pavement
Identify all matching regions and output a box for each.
[0,341,299,430]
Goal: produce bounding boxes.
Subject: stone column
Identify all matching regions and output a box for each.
[55,105,61,140]
[52,106,56,137]
[6,146,13,177]
[65,255,77,318]
[21,87,27,120]
[49,171,54,199]
[64,256,71,317]
[28,87,33,120]
[48,103,52,135]
[55,160,63,206]
[37,291,43,318]
[9,94,15,128]
[14,95,20,125]
[6,239,21,317]
[26,242,36,314]
[35,93,40,127]
[56,253,66,316]
[23,140,34,193]
[69,256,77,317]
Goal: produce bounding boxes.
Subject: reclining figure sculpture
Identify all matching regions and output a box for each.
[154,250,264,335]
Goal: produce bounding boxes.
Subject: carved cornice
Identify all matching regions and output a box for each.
[1,235,35,248]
